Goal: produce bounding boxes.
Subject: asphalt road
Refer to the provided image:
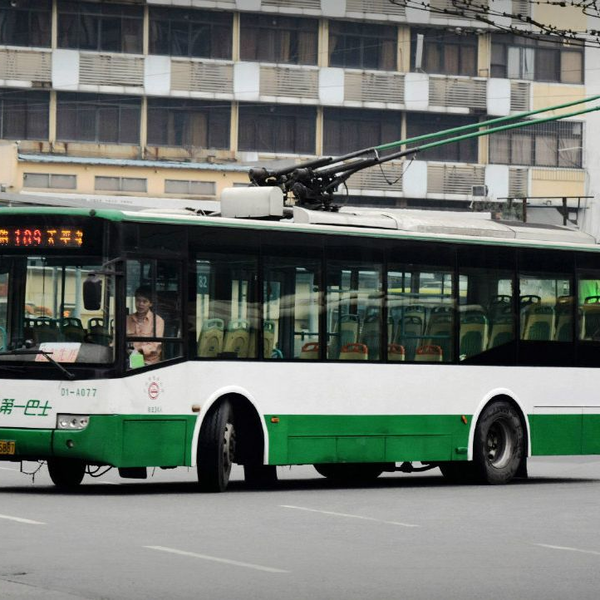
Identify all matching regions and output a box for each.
[1,457,600,600]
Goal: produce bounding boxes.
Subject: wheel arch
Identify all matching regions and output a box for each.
[190,386,268,467]
[467,389,531,461]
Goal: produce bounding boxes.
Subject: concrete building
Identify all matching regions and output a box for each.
[0,0,596,224]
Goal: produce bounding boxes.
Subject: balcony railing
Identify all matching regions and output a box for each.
[0,47,51,84]
[345,69,405,105]
[171,59,234,95]
[79,52,144,88]
[429,75,487,110]
[428,163,486,195]
[260,65,319,100]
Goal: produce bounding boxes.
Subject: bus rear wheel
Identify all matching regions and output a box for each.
[314,463,384,482]
[47,458,85,489]
[197,400,236,493]
[473,401,524,484]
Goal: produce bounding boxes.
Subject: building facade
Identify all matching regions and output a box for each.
[0,0,595,224]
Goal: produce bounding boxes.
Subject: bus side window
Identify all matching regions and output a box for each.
[519,273,572,342]
[263,258,321,360]
[458,269,514,360]
[126,260,183,367]
[388,266,454,362]
[578,276,600,341]
[327,263,382,361]
[196,256,258,359]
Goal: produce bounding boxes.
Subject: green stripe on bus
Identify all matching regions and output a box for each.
[1,415,197,467]
[530,413,600,455]
[265,414,472,465]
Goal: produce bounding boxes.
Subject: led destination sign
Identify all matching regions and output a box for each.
[0,226,84,249]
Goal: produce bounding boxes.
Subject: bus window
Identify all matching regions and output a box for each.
[388,266,454,362]
[458,269,515,360]
[578,275,600,340]
[126,260,183,367]
[519,273,572,342]
[3,257,116,363]
[196,256,258,359]
[263,258,320,360]
[327,263,382,360]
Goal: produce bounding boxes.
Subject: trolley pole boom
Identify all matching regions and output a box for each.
[249,95,600,211]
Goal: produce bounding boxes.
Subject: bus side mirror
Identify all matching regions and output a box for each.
[83,274,102,310]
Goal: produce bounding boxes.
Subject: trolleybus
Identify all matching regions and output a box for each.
[1,194,600,491]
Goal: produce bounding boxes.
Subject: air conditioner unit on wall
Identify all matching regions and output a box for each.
[472,185,488,197]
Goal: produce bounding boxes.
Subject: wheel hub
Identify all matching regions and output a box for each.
[486,419,513,469]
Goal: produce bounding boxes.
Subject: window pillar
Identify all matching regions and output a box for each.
[51,0,58,49]
[49,91,57,147]
[230,101,239,153]
[140,97,148,156]
[318,19,328,67]
[143,4,149,55]
[315,106,324,156]
[232,12,240,62]
[398,25,410,73]
[478,33,491,77]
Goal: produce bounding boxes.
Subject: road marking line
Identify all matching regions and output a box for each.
[534,544,600,557]
[144,546,290,573]
[0,513,45,525]
[0,466,18,471]
[280,505,419,528]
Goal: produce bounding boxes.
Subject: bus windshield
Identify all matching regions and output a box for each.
[0,256,115,364]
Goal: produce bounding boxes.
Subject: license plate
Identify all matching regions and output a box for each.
[0,440,16,455]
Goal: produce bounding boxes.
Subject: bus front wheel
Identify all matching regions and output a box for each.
[197,400,236,493]
[47,458,86,489]
[473,401,524,485]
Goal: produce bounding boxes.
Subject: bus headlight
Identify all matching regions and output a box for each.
[57,414,90,430]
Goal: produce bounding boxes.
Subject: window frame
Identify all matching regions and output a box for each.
[0,0,51,47]
[149,7,232,59]
[56,92,141,145]
[411,28,478,77]
[57,0,143,54]
[329,20,397,71]
[240,13,318,66]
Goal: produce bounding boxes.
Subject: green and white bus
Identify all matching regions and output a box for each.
[1,192,600,491]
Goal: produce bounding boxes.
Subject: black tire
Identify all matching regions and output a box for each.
[197,400,236,493]
[314,463,384,482]
[47,458,85,489]
[244,464,278,489]
[473,401,524,484]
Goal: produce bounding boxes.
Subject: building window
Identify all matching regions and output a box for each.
[147,99,230,150]
[56,93,141,145]
[164,180,216,196]
[491,34,583,84]
[0,0,51,47]
[240,14,318,65]
[490,121,583,168]
[95,176,147,193]
[411,29,477,76]
[323,108,403,156]
[407,113,478,163]
[23,173,77,190]
[239,104,316,154]
[329,21,396,71]
[58,0,143,54]
[0,89,49,140]
[149,7,232,59]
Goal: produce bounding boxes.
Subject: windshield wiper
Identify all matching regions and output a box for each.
[0,350,75,380]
